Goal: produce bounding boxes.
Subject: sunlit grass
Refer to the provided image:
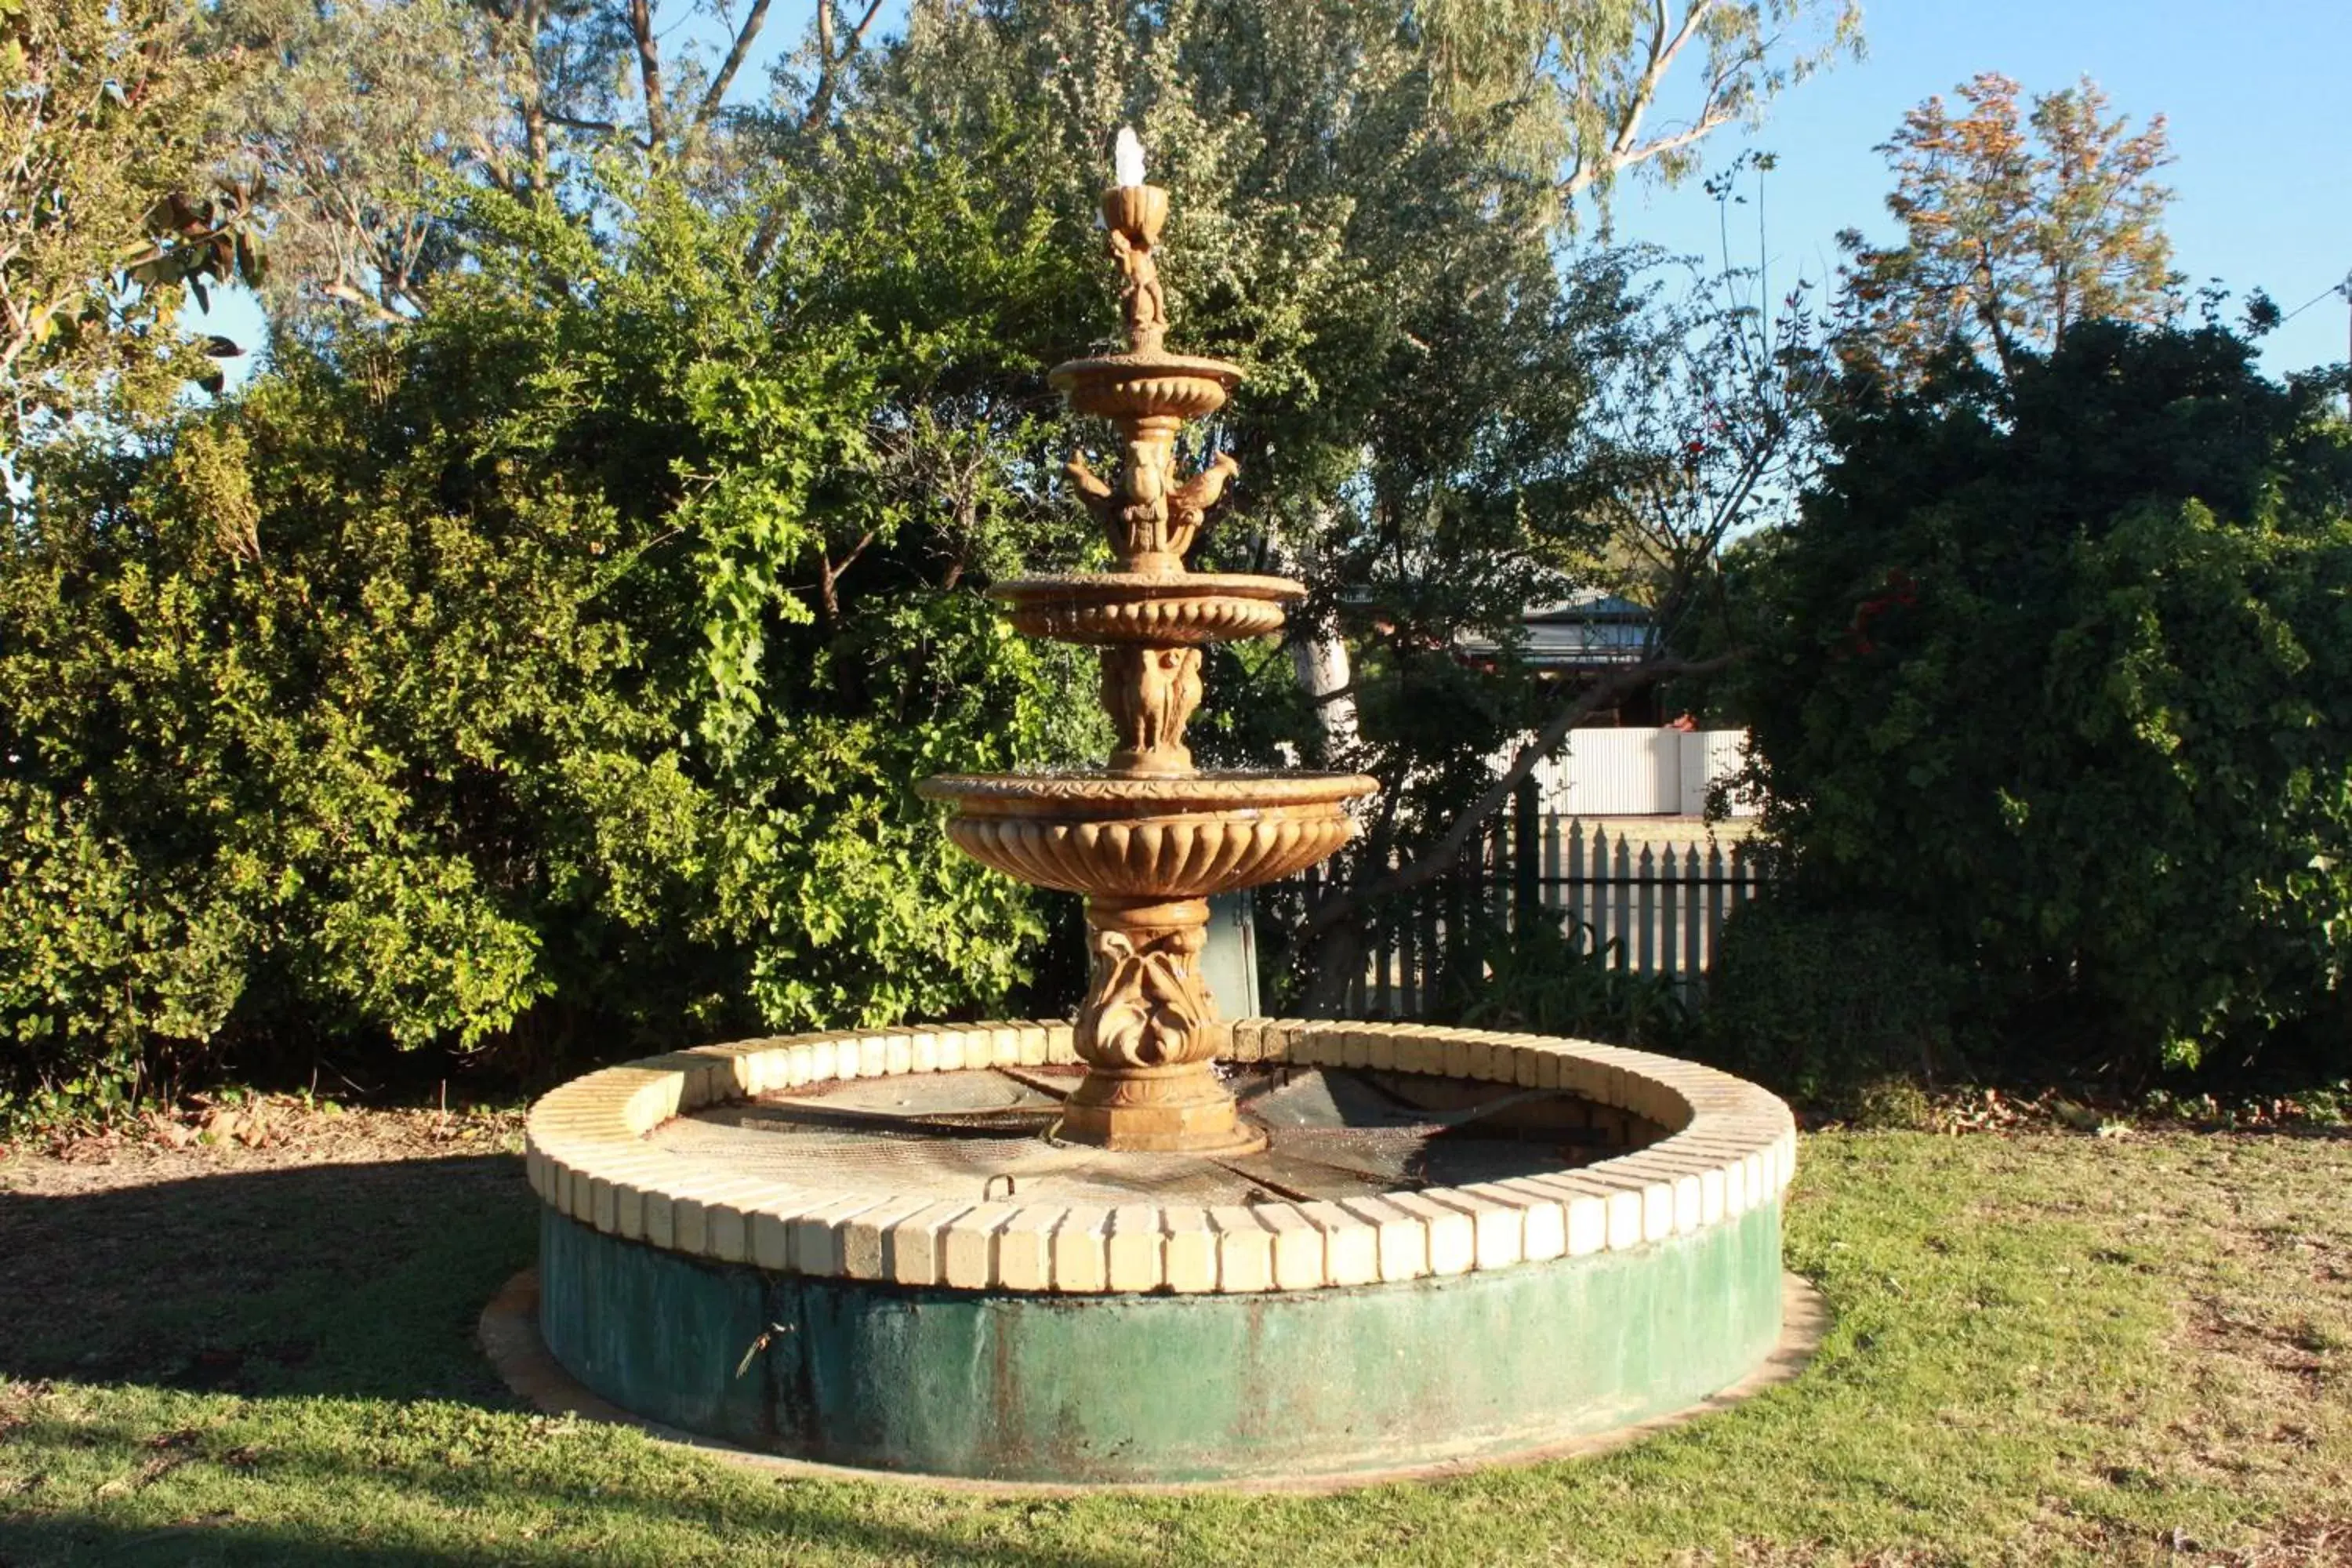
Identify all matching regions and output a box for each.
[2,1128,2346,1565]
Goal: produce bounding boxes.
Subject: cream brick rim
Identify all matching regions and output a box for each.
[523,1019,1797,1297]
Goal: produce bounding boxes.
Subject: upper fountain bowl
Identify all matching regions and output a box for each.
[992,572,1302,645]
[1048,352,1242,423]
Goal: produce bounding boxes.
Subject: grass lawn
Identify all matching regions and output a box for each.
[1,1112,2347,1566]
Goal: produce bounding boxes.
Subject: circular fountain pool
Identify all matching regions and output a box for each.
[519,1017,1796,1485]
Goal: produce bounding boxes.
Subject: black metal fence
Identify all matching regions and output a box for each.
[1294,782,1766,1018]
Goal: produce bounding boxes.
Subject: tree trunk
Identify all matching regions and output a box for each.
[1264,519,1360,763]
[1290,632,1359,761]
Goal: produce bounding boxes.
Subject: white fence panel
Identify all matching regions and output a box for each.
[1305,813,1768,1018]
[1537,729,1679,814]
[1679,729,1758,817]
[1529,728,1756,818]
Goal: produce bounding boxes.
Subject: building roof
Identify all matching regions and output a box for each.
[1459,590,1657,668]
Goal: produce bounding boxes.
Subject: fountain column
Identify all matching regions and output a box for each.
[1058,154,1249,1150]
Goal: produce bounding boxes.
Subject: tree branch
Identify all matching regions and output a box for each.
[545,111,624,137]
[1972,234,2018,380]
[1560,0,1720,199]
[628,0,669,151]
[321,279,406,325]
[802,0,884,130]
[695,0,774,129]
[817,528,877,622]
[1617,0,1684,157]
[514,0,550,191]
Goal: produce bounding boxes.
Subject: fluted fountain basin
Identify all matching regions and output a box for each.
[1048,351,1242,421]
[992,572,1302,645]
[916,771,1377,899]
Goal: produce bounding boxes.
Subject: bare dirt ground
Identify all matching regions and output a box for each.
[0,1098,525,1199]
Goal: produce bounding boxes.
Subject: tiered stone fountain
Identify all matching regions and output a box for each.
[919,133,1377,1157]
[509,135,1806,1486]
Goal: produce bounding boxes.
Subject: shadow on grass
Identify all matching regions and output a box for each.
[2,1501,1142,1567]
[0,1156,1142,1566]
[0,1518,472,1565]
[0,1155,531,1403]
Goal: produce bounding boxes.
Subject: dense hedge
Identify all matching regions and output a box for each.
[1704,899,1956,1099]
[1723,322,2352,1080]
[0,173,1102,1125]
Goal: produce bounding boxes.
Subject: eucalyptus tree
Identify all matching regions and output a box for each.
[116,0,874,340]
[0,0,262,445]
[1,0,509,430]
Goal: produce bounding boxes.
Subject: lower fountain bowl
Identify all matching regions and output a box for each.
[918,770,1377,899]
[520,1020,1800,1486]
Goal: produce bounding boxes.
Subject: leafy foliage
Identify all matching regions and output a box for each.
[1726,320,2352,1076]
[0,160,1101,1121]
[1838,73,2179,387]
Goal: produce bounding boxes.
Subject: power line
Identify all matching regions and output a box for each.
[2280,273,2352,324]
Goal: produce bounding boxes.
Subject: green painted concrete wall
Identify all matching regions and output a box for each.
[539,1212,775,1443]
[539,1205,1783,1484]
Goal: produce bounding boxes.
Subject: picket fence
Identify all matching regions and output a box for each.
[1293,784,1767,1019]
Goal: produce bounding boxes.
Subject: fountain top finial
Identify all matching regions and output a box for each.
[1052,141,1237,412]
[1099,197,1168,356]
[1044,147,1245,576]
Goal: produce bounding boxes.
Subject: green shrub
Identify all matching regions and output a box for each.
[1704,896,1956,1101]
[0,164,1099,1127]
[1725,321,2352,1080]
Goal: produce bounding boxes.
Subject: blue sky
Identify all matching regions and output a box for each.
[1624,0,2352,377]
[197,0,2352,383]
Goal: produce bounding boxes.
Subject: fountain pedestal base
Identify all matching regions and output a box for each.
[1062,895,1262,1152]
[1055,1060,1267,1153]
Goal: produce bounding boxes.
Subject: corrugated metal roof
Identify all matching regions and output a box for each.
[1457,591,1657,666]
[1520,591,1652,622]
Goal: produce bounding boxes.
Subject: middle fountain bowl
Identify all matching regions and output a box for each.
[920,768,1374,1154]
[988,572,1301,645]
